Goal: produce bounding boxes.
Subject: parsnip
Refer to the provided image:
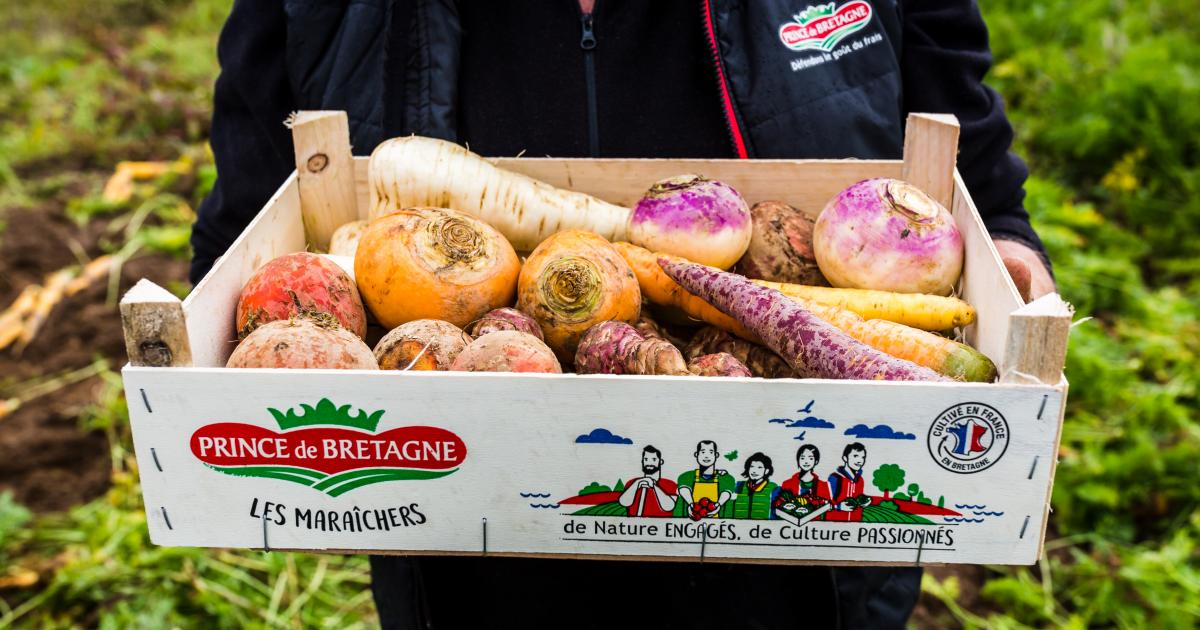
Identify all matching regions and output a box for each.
[369,136,630,251]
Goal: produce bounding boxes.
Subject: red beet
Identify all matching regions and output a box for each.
[465,307,544,340]
[227,316,377,369]
[236,252,367,339]
[450,331,562,373]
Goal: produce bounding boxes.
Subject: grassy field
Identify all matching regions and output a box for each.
[1,1,1197,627]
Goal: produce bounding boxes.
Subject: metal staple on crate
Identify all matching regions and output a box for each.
[1018,515,1031,539]
[150,447,163,472]
[1037,394,1048,420]
[161,506,173,530]
[1027,456,1040,480]
[262,513,270,552]
[915,534,925,566]
[481,518,488,556]
[700,525,707,562]
[139,388,152,413]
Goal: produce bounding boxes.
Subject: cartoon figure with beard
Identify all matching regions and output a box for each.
[618,445,678,517]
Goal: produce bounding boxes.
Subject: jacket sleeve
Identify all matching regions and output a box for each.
[189,0,297,285]
[899,0,1051,272]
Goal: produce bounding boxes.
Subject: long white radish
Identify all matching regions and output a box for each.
[369,136,629,251]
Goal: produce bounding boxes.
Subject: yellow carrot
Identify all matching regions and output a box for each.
[752,280,975,331]
[795,298,995,381]
[613,242,758,342]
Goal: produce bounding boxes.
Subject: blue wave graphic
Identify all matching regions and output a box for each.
[529,503,561,509]
[972,510,1004,517]
[943,517,985,523]
[954,503,986,510]
[519,492,551,498]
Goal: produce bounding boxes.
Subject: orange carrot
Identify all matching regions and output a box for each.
[795,297,995,382]
[613,242,758,343]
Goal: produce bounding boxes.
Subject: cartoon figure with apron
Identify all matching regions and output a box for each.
[674,440,735,519]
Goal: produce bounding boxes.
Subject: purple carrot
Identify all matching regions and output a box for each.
[658,259,951,381]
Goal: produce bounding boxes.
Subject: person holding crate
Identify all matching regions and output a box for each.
[192,1,1055,627]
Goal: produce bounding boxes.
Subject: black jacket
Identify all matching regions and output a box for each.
[192,1,1038,627]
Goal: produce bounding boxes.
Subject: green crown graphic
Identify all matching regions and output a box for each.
[267,398,385,432]
[794,3,836,26]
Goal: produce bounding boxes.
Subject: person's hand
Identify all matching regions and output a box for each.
[994,239,1055,303]
[638,478,652,489]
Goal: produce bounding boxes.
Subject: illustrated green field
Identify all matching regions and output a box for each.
[1,1,1197,627]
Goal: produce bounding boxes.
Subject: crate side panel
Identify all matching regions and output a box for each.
[124,368,1062,565]
[354,157,902,218]
[953,173,1023,362]
[183,175,306,367]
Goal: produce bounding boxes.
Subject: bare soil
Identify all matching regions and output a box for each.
[0,203,188,512]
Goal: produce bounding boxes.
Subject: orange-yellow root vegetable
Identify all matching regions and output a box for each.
[227,316,377,370]
[355,207,520,329]
[374,319,472,371]
[450,331,562,373]
[793,298,995,381]
[751,279,975,331]
[613,242,757,342]
[517,230,640,361]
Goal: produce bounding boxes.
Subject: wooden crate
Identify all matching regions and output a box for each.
[119,112,1071,566]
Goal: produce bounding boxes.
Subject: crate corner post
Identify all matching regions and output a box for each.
[288,110,358,251]
[120,278,192,368]
[999,293,1073,385]
[902,113,960,209]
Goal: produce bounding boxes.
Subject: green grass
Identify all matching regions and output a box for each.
[0,0,1197,628]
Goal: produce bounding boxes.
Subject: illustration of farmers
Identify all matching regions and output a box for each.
[731,452,781,519]
[826,442,870,522]
[781,444,831,504]
[618,445,678,517]
[674,440,735,520]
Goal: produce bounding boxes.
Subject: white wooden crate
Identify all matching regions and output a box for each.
[120,112,1070,566]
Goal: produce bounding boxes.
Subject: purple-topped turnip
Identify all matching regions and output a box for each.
[628,174,751,270]
[813,179,963,295]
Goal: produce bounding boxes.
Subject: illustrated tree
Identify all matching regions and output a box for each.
[871,463,906,499]
[613,479,625,493]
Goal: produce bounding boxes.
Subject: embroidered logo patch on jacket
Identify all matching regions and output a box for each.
[778,1,873,52]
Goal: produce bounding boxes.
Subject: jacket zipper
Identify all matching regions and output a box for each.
[701,0,749,159]
[579,12,600,157]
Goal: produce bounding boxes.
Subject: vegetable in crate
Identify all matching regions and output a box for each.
[659,259,951,381]
[685,327,795,379]
[751,279,975,331]
[450,331,562,373]
[789,298,996,381]
[517,230,640,361]
[227,316,377,369]
[368,136,629,251]
[374,319,472,371]
[235,252,366,340]
[465,307,543,340]
[734,201,826,285]
[813,178,963,295]
[329,220,367,257]
[613,242,757,342]
[627,175,751,270]
[355,207,520,329]
[575,321,689,376]
[688,353,753,378]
